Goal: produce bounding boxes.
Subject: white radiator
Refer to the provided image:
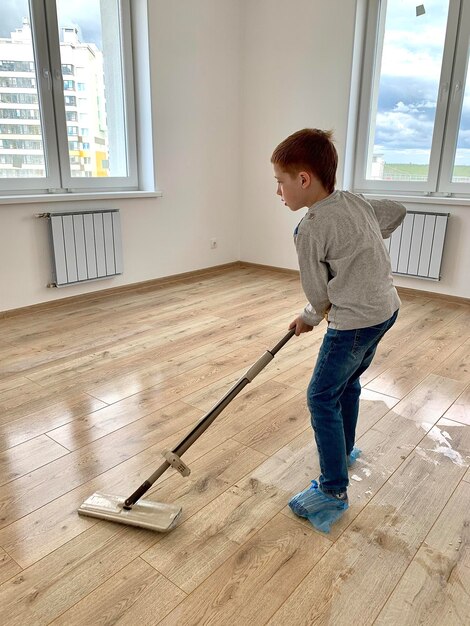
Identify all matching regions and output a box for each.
[44,210,123,287]
[385,210,449,281]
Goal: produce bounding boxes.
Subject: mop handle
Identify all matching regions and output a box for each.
[269,327,296,355]
[123,328,295,508]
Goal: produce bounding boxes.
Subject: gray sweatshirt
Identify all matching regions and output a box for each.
[295,190,406,330]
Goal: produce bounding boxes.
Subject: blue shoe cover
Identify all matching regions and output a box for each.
[288,480,348,533]
[347,447,362,467]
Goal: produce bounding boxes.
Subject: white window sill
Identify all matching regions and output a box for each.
[362,193,470,207]
[0,190,163,205]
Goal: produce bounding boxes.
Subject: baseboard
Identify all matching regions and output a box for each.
[237,261,299,276]
[395,286,470,305]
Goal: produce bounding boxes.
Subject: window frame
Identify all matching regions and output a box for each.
[439,0,470,195]
[353,0,469,198]
[0,0,139,195]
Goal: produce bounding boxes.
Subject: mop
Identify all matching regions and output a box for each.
[78,328,295,532]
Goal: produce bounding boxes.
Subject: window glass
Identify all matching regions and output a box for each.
[56,0,128,178]
[0,1,46,179]
[452,47,470,183]
[366,0,449,182]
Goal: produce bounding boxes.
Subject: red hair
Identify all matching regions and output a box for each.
[271,128,338,193]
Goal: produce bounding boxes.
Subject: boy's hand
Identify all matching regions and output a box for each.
[289,317,313,336]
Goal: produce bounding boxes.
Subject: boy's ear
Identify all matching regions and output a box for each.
[299,171,311,188]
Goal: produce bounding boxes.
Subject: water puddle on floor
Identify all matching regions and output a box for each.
[418,422,466,467]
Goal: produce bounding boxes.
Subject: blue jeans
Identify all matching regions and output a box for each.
[307,310,398,494]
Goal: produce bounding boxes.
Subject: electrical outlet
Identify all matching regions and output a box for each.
[210,238,217,249]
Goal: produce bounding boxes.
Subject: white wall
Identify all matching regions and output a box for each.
[239,0,357,270]
[0,0,242,311]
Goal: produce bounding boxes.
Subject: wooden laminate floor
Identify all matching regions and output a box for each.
[0,265,469,625]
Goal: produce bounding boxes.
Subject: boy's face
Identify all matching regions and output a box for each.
[273,164,308,212]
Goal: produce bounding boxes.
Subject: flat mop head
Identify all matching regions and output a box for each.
[78,492,182,532]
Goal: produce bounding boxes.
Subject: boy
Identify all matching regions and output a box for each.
[271,129,406,533]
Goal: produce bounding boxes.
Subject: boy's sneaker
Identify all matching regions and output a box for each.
[288,480,348,533]
[347,447,362,467]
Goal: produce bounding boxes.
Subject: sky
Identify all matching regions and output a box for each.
[372,0,470,165]
[1,0,103,48]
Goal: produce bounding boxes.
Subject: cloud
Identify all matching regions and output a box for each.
[457,128,470,150]
[379,0,449,79]
[57,1,102,48]
[375,110,434,150]
[394,100,435,114]
[454,148,470,166]
[373,75,442,160]
[0,0,27,38]
[381,38,444,79]
[378,76,438,112]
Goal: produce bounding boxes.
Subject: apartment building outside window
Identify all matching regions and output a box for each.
[0,0,137,193]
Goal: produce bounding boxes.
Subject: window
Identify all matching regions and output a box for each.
[0,0,138,194]
[355,0,470,197]
[0,60,34,72]
[0,93,38,105]
[0,109,39,120]
[0,77,36,88]
[61,63,74,75]
[0,124,41,135]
